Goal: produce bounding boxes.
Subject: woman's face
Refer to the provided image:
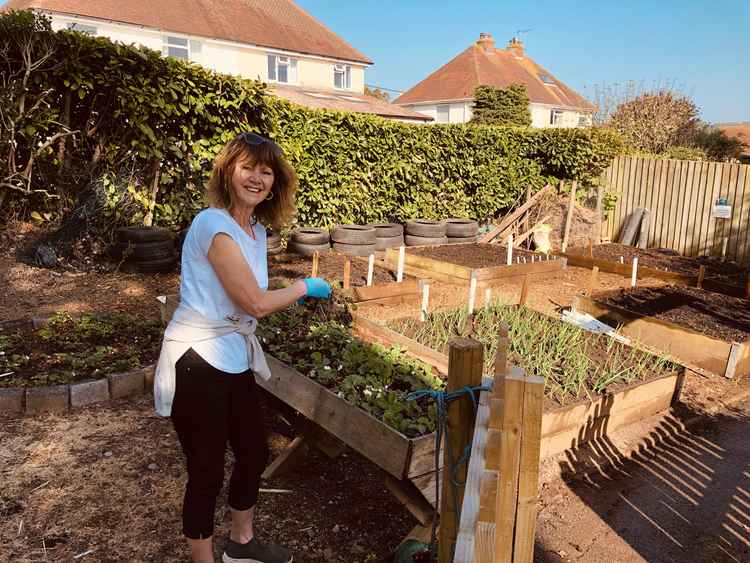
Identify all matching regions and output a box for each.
[230,157,274,210]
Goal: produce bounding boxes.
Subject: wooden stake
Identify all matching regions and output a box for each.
[343,258,351,290]
[697,265,705,289]
[511,375,545,562]
[722,237,728,261]
[397,246,405,283]
[438,339,484,563]
[468,272,477,314]
[590,265,601,291]
[420,281,430,322]
[595,184,603,244]
[484,287,492,309]
[507,234,513,266]
[588,238,594,258]
[631,256,638,288]
[561,180,577,253]
[519,275,530,306]
[366,254,375,286]
[311,250,319,278]
[619,256,624,264]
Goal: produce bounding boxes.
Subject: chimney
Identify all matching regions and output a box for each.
[476,32,495,52]
[507,37,525,58]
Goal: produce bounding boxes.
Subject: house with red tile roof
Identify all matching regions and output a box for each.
[395,33,594,127]
[715,123,750,163]
[4,0,430,123]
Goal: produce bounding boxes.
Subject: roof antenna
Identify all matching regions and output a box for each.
[514,28,532,39]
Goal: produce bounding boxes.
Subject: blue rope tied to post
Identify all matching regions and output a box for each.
[406,384,491,560]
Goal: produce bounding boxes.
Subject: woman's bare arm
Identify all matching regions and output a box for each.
[207,233,306,318]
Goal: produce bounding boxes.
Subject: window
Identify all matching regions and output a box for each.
[578,115,590,127]
[436,104,450,123]
[164,36,189,60]
[267,55,298,84]
[66,22,97,35]
[550,109,564,126]
[538,73,555,85]
[333,64,351,89]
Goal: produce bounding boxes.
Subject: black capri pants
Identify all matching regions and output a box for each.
[171,348,269,540]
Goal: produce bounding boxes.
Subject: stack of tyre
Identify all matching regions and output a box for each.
[404,219,448,246]
[371,223,404,250]
[331,224,377,256]
[287,228,331,256]
[116,226,177,273]
[445,218,479,244]
[266,229,282,255]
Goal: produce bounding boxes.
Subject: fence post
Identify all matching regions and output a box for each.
[561,180,577,253]
[438,338,484,563]
[311,250,319,278]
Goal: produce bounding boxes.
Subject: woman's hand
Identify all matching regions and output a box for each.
[303,277,332,299]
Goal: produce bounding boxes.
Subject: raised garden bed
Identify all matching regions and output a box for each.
[0,312,160,415]
[269,252,400,287]
[562,243,750,298]
[367,303,682,459]
[383,243,565,286]
[575,286,750,378]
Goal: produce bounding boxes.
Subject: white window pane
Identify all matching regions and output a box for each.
[437,105,450,123]
[189,40,202,54]
[267,55,276,80]
[168,46,189,59]
[345,66,351,89]
[289,59,298,83]
[168,36,188,47]
[334,70,343,89]
[278,64,288,83]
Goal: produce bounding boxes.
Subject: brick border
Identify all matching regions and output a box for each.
[1,313,157,418]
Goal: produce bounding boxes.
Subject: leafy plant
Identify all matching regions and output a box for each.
[470,84,532,127]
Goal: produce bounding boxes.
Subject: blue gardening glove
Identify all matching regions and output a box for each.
[303,277,332,299]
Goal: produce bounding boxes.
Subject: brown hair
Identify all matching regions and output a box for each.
[205,135,297,230]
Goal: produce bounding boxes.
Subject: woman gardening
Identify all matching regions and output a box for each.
[155,133,331,563]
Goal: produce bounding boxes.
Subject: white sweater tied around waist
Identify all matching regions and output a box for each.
[154,306,271,416]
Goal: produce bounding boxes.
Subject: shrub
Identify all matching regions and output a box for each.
[470,84,532,127]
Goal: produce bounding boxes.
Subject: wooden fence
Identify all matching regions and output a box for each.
[601,156,750,262]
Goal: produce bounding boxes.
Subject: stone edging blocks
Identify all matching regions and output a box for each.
[0,365,156,418]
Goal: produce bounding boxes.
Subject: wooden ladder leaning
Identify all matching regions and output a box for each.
[454,326,545,563]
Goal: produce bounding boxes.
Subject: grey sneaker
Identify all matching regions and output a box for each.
[222,537,293,563]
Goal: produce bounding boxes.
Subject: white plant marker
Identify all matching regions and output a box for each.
[366,254,375,286]
[722,237,728,261]
[507,234,513,265]
[522,256,527,264]
[420,281,430,322]
[468,273,477,314]
[631,256,639,287]
[397,246,405,283]
[484,287,492,309]
[516,257,520,264]
[619,256,624,264]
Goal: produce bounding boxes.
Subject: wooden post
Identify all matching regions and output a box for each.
[311,250,320,278]
[507,234,513,266]
[420,281,430,322]
[343,258,351,290]
[484,288,492,310]
[468,272,478,314]
[397,246,405,283]
[631,256,638,288]
[511,375,545,563]
[519,275,530,306]
[697,265,705,289]
[438,339,484,563]
[588,266,599,295]
[721,237,728,261]
[366,254,375,286]
[595,184,603,245]
[588,238,594,258]
[561,180,577,253]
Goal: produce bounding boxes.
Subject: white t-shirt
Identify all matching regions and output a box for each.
[178,207,268,373]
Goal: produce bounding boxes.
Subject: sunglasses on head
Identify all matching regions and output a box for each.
[237,132,284,156]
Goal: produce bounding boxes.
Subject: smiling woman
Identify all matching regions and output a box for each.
[154,132,332,563]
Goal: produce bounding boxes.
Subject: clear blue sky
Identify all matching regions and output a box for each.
[296,0,750,123]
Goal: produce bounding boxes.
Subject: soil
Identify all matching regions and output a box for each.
[0,395,415,562]
[0,313,162,388]
[269,252,398,287]
[598,285,750,342]
[408,243,543,269]
[568,242,750,285]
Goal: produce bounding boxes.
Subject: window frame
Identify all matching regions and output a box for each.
[267,54,298,84]
[66,22,97,35]
[436,104,450,123]
[164,35,190,60]
[550,109,564,126]
[333,63,351,90]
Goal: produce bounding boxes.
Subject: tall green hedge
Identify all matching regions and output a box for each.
[0,10,622,235]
